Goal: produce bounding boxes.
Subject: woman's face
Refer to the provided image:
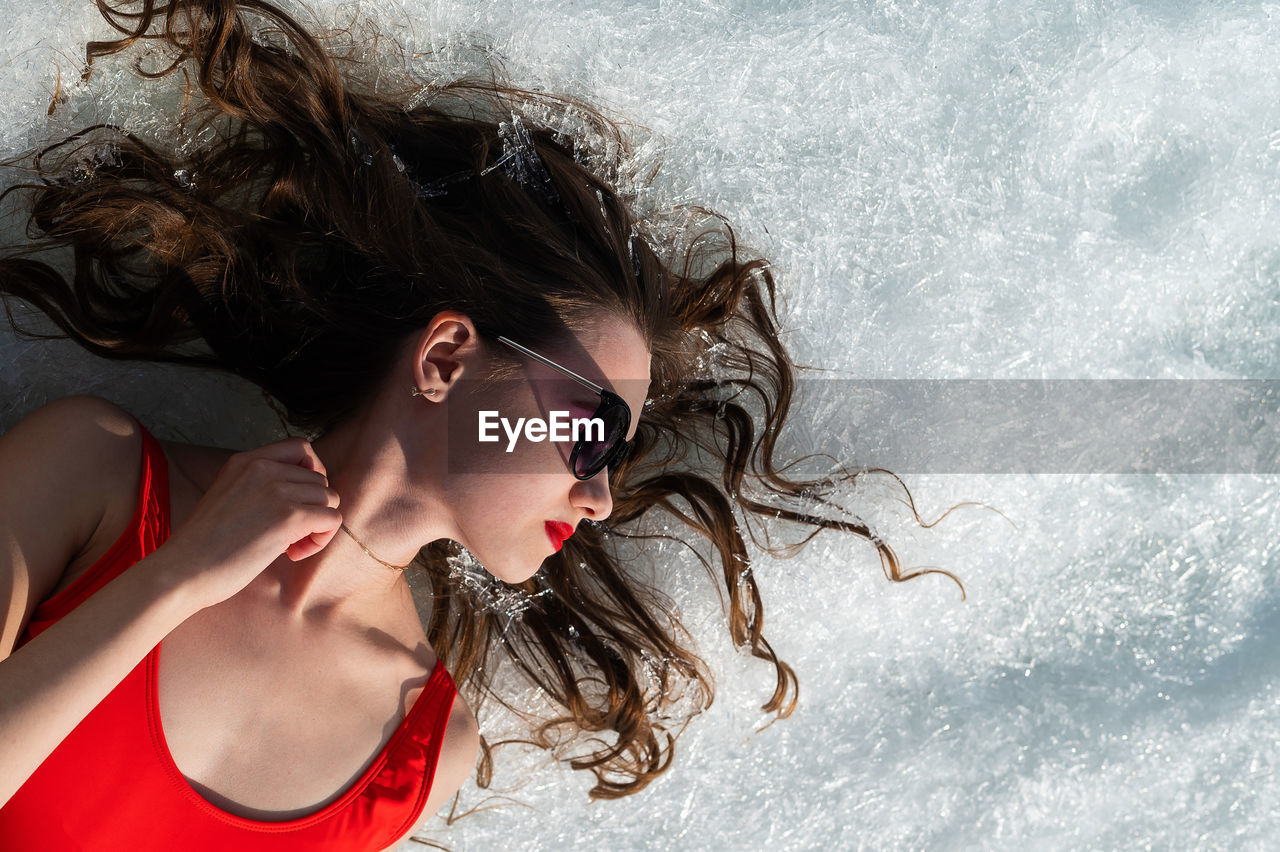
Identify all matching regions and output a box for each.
[432,314,651,584]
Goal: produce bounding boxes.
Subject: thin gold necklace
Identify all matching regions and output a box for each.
[339,522,411,571]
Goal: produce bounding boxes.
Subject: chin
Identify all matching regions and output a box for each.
[503,565,543,585]
[482,558,542,586]
[447,541,535,588]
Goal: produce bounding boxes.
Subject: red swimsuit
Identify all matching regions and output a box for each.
[0,417,457,851]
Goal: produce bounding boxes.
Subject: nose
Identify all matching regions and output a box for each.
[571,469,614,522]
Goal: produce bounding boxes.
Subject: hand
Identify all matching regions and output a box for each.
[159,437,342,609]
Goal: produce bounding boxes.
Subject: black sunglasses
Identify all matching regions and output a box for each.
[497,336,634,480]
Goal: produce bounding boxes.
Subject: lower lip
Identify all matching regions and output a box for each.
[546,523,565,552]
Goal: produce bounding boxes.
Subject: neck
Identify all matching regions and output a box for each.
[339,522,411,571]
[253,402,452,623]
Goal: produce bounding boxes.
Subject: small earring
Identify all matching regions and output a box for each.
[411,386,438,398]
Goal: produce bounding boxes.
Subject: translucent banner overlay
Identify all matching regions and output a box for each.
[794,380,1280,474]
[443,379,1280,475]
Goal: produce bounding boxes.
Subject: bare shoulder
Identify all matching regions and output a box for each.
[4,393,142,450]
[0,393,145,544]
[381,689,479,850]
[10,395,145,479]
[24,395,149,544]
[0,394,144,656]
[431,691,481,810]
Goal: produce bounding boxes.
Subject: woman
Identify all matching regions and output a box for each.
[0,0,962,848]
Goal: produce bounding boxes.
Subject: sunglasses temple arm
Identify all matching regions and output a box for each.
[497,336,606,394]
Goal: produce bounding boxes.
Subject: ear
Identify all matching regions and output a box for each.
[413,311,481,390]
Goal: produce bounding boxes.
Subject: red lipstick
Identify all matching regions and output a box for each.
[545,520,575,552]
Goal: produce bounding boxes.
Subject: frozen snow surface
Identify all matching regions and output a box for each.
[3,0,1280,849]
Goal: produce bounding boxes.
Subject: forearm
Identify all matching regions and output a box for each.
[0,548,198,808]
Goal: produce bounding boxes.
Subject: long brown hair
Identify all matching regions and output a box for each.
[0,0,966,832]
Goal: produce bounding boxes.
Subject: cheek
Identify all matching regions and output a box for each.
[465,475,557,527]
[458,479,561,580]
[466,391,583,474]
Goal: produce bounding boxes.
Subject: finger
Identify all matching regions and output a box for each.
[250,438,328,479]
[286,508,342,560]
[286,537,321,561]
[308,524,341,551]
[275,482,340,506]
[294,438,328,478]
[278,467,333,489]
